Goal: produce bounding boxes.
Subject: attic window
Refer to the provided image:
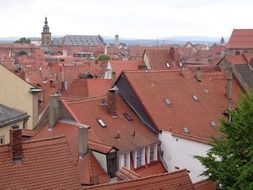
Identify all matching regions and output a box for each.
[96,118,107,128]
[192,95,199,101]
[166,63,170,68]
[123,112,133,121]
[211,121,217,128]
[164,98,172,106]
[183,127,189,134]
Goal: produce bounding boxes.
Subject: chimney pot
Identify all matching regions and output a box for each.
[10,125,22,160]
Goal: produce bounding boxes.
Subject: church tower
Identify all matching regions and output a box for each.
[41,17,51,46]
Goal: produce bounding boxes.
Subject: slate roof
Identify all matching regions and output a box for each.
[234,63,253,89]
[0,136,82,190]
[83,169,195,190]
[52,35,105,46]
[0,104,29,127]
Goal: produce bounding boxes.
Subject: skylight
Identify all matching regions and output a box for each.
[123,112,133,121]
[164,98,172,106]
[166,63,170,68]
[192,95,199,101]
[211,121,217,128]
[96,118,107,128]
[183,127,189,133]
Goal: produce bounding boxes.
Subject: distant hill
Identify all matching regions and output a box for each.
[104,36,229,46]
[0,36,229,46]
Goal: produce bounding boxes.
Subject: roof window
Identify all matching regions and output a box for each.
[96,118,107,128]
[204,89,209,93]
[192,95,199,101]
[123,112,133,121]
[211,121,217,128]
[166,63,170,68]
[183,127,189,133]
[164,98,172,106]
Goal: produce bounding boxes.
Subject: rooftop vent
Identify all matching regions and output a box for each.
[211,121,217,128]
[192,95,199,101]
[123,112,133,121]
[183,127,189,133]
[164,98,172,106]
[96,118,107,128]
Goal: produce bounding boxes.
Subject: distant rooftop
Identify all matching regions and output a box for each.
[52,35,105,46]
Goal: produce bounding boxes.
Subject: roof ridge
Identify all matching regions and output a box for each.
[24,135,66,145]
[84,169,189,189]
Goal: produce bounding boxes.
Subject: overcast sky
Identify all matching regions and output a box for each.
[0,0,252,39]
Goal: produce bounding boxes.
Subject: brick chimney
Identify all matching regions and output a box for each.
[226,65,233,107]
[10,125,22,160]
[107,86,118,118]
[195,67,201,82]
[111,71,116,85]
[49,93,61,129]
[79,125,90,159]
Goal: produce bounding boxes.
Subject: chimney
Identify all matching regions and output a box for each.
[10,125,22,160]
[195,67,201,82]
[226,65,233,106]
[107,86,118,118]
[79,125,89,159]
[49,94,61,129]
[115,34,119,48]
[111,71,116,85]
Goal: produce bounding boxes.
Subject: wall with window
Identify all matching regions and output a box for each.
[159,130,211,183]
[0,120,25,144]
[119,152,130,169]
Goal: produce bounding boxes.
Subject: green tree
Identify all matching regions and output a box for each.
[97,54,110,61]
[195,93,253,190]
[17,50,28,56]
[15,37,30,44]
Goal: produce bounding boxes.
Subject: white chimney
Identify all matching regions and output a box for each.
[79,125,90,159]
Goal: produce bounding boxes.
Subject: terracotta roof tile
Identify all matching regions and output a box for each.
[61,95,159,153]
[0,136,82,190]
[225,55,247,64]
[227,29,253,49]
[194,179,216,190]
[120,69,241,143]
[116,167,140,180]
[83,169,194,190]
[77,151,110,185]
[134,161,167,177]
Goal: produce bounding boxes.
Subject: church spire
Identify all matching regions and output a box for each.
[41,17,51,46]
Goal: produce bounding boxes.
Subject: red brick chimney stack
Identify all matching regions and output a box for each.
[10,125,22,160]
[107,86,118,118]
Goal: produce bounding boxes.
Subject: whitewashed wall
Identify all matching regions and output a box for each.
[159,131,211,183]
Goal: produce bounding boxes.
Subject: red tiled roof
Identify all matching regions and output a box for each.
[145,48,179,69]
[0,136,82,190]
[32,121,111,185]
[122,69,241,143]
[194,179,216,190]
[110,60,143,77]
[83,169,195,190]
[225,55,247,64]
[77,151,110,185]
[116,167,140,180]
[64,78,112,98]
[61,95,159,153]
[134,161,167,177]
[226,29,253,49]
